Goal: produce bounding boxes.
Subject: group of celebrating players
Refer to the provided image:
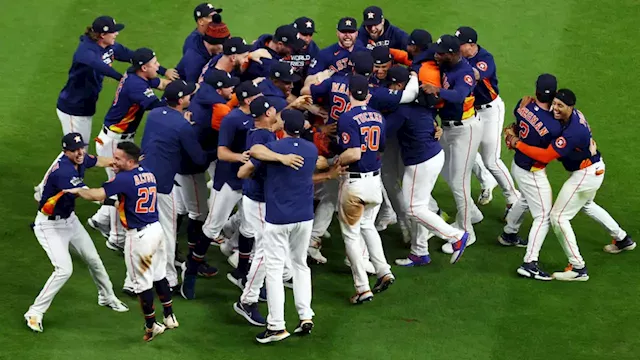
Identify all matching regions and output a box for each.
[25,3,635,344]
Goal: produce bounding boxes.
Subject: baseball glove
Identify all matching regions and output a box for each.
[503,123,518,138]
[505,133,519,150]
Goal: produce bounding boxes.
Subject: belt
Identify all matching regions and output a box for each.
[103,126,135,140]
[475,104,492,110]
[131,223,153,232]
[348,170,380,178]
[40,213,68,221]
[442,116,479,127]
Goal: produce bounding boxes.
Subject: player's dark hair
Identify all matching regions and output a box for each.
[84,26,101,42]
[117,142,141,162]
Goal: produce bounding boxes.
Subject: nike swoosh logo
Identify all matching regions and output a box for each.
[243,121,249,125]
[334,51,340,55]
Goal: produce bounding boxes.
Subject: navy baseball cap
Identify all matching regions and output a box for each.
[536,74,557,96]
[363,6,384,26]
[270,62,301,83]
[274,25,305,52]
[337,17,358,33]
[194,3,222,21]
[387,66,410,84]
[223,37,251,55]
[235,81,262,102]
[349,74,370,101]
[371,46,392,65]
[434,35,461,54]
[294,17,316,35]
[164,80,198,101]
[349,51,374,76]
[205,69,240,89]
[249,96,273,118]
[92,16,125,33]
[282,109,305,135]
[455,26,478,44]
[62,132,87,151]
[555,89,577,106]
[410,29,433,49]
[131,48,155,69]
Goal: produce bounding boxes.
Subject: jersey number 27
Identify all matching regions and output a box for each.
[136,186,157,214]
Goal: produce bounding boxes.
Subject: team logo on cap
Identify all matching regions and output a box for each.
[436,38,442,44]
[274,72,281,78]
[555,137,566,149]
[103,26,109,32]
[74,135,81,143]
[455,30,461,37]
[207,3,213,8]
[306,21,313,28]
[345,19,352,26]
[476,61,488,72]
[464,75,473,86]
[367,12,375,19]
[264,102,270,108]
[217,81,223,87]
[282,36,288,42]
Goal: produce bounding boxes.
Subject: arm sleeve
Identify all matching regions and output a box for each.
[217,116,236,147]
[130,85,164,110]
[337,116,360,149]
[439,73,473,103]
[112,43,135,62]
[418,61,442,87]
[515,142,561,163]
[149,78,161,89]
[399,76,419,104]
[389,49,412,66]
[75,50,123,80]
[211,103,232,131]
[102,174,126,197]
[83,154,98,169]
[307,53,326,76]
[476,56,496,80]
[310,78,331,103]
[180,124,209,165]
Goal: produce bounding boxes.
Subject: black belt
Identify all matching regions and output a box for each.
[131,223,153,232]
[41,213,68,221]
[475,104,492,110]
[103,127,135,140]
[348,170,380,178]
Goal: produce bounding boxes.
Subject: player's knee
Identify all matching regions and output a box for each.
[340,194,365,226]
[550,212,562,228]
[56,263,73,280]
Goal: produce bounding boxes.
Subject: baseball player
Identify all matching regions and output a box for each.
[88,48,170,266]
[245,109,317,343]
[176,15,230,82]
[422,35,484,254]
[67,142,179,342]
[306,17,368,77]
[369,46,393,87]
[243,25,305,80]
[25,133,128,333]
[288,16,321,94]
[337,74,395,304]
[182,81,262,299]
[505,89,607,281]
[258,62,302,111]
[198,37,270,86]
[141,80,213,290]
[183,3,223,55]
[357,6,409,50]
[384,66,469,266]
[455,26,520,210]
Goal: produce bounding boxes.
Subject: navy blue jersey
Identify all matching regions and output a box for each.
[552,109,601,172]
[57,35,134,116]
[308,42,368,76]
[258,79,289,112]
[513,100,562,171]
[368,86,403,113]
[176,45,213,82]
[198,54,244,84]
[282,40,320,77]
[103,72,163,134]
[214,108,254,191]
[243,35,284,81]
[386,104,441,166]
[467,46,499,106]
[103,166,159,229]
[438,59,476,120]
[310,74,352,124]
[356,20,409,50]
[256,137,317,224]
[39,153,98,218]
[243,128,277,202]
[141,107,209,194]
[182,29,206,55]
[338,105,385,173]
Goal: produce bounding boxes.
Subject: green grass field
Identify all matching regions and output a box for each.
[1,0,639,359]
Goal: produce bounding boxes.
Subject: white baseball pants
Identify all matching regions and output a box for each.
[175,173,209,222]
[203,183,242,240]
[311,180,338,240]
[124,222,167,293]
[157,191,178,287]
[472,153,499,190]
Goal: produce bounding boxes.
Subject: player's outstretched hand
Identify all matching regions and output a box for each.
[183,111,195,124]
[279,154,305,170]
[249,49,273,64]
[421,83,439,95]
[519,96,535,108]
[165,68,180,81]
[238,150,251,163]
[63,188,81,195]
[291,95,313,109]
[327,162,347,180]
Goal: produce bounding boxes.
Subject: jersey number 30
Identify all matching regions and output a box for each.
[136,186,157,214]
[360,126,381,152]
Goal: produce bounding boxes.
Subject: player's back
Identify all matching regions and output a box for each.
[263,137,318,225]
[213,108,254,191]
[513,100,562,171]
[112,167,159,229]
[104,72,159,134]
[338,105,385,173]
[391,104,441,166]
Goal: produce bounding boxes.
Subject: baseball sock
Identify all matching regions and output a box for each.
[138,289,156,328]
[154,278,173,317]
[237,234,254,277]
[186,219,205,253]
[176,214,187,234]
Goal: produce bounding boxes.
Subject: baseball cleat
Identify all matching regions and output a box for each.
[294,320,314,335]
[322,231,331,239]
[308,246,328,264]
[350,290,374,305]
[234,301,266,327]
[25,314,43,333]
[552,264,589,282]
[210,236,225,247]
[105,240,124,253]
[395,254,431,267]
[163,313,179,329]
[450,232,470,264]
[256,329,290,344]
[604,236,636,254]
[122,288,136,297]
[227,271,246,290]
[99,297,129,312]
[517,262,552,281]
[220,241,235,257]
[498,232,528,247]
[143,322,166,342]
[375,217,397,232]
[180,265,197,300]
[373,273,395,293]
[227,251,239,269]
[197,262,218,277]
[477,185,496,205]
[87,218,110,239]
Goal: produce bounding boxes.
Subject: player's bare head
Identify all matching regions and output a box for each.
[223,37,251,70]
[282,109,305,138]
[87,16,124,46]
[407,29,433,57]
[114,142,141,172]
[294,17,316,48]
[552,89,577,121]
[270,63,300,97]
[165,80,199,109]
[132,48,160,79]
[236,81,262,108]
[433,35,461,66]
[194,4,222,30]
[362,6,385,40]
[62,132,87,164]
[273,25,304,56]
[387,66,409,91]
[455,26,478,58]
[336,17,358,48]
[535,73,557,104]
[250,96,277,125]
[349,74,370,102]
[372,46,392,79]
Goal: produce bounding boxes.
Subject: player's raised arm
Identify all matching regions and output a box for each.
[65,187,107,202]
[95,156,113,168]
[249,144,304,169]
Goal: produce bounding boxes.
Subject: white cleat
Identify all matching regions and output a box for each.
[99,297,130,312]
[308,246,327,264]
[477,185,496,205]
[25,313,43,333]
[552,265,589,282]
[375,217,397,232]
[220,240,235,257]
[227,251,239,269]
[442,236,476,254]
[143,322,166,342]
[322,231,331,239]
[163,313,179,329]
